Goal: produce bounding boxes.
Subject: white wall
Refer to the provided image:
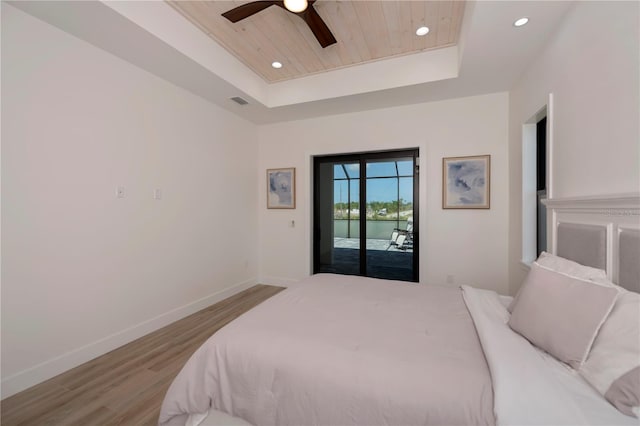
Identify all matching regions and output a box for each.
[508,1,640,292]
[258,92,510,294]
[1,4,259,397]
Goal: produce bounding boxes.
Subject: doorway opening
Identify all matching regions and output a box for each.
[536,117,547,257]
[522,97,552,265]
[313,149,419,282]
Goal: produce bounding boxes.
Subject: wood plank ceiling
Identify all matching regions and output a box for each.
[167,1,465,83]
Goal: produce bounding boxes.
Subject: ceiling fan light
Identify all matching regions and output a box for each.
[284,0,308,13]
[416,26,429,36]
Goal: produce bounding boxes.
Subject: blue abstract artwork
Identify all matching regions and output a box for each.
[443,155,490,209]
[267,168,296,208]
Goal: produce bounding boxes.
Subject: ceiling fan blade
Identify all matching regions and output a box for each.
[222,1,279,23]
[302,4,337,48]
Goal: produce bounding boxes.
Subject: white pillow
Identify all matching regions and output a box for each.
[536,251,608,282]
[580,290,640,417]
[508,262,619,369]
[509,253,614,313]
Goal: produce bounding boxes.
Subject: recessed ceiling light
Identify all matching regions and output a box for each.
[513,17,529,27]
[271,61,283,69]
[416,26,429,36]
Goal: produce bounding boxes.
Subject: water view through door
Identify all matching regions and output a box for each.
[313,150,418,282]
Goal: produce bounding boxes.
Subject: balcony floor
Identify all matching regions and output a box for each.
[320,239,414,281]
[334,237,413,253]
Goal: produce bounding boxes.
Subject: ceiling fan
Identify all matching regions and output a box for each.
[222,0,337,48]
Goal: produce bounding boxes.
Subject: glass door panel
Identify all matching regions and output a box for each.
[315,161,360,275]
[365,158,414,281]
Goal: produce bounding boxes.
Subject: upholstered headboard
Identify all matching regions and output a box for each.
[543,194,640,292]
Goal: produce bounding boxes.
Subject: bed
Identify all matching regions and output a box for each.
[159,195,639,426]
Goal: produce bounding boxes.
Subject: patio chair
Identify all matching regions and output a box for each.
[387,231,407,250]
[394,234,408,250]
[387,230,400,250]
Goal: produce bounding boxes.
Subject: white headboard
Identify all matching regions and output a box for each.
[543,194,640,292]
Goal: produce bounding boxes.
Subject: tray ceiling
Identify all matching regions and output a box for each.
[167,1,465,83]
[9,0,576,123]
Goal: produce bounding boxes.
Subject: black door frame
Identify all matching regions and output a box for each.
[313,148,419,282]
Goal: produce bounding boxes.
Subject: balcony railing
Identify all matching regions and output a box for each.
[333,219,411,239]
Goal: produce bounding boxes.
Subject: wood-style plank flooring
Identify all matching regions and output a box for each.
[1,284,285,426]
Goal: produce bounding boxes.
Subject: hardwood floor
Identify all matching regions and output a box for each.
[1,284,285,426]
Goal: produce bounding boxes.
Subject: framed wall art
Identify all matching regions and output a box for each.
[443,155,490,209]
[267,168,296,209]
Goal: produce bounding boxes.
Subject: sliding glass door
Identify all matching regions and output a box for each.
[313,149,419,282]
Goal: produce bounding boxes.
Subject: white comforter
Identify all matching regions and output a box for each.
[159,275,635,426]
[159,274,494,425]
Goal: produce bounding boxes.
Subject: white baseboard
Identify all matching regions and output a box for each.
[0,278,257,400]
[259,275,300,288]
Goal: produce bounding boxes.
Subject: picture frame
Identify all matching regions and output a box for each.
[443,155,490,209]
[267,167,296,209]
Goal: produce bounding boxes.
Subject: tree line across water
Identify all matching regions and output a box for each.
[334,199,413,220]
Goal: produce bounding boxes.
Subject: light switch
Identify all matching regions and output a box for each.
[116,186,125,198]
[153,188,162,200]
